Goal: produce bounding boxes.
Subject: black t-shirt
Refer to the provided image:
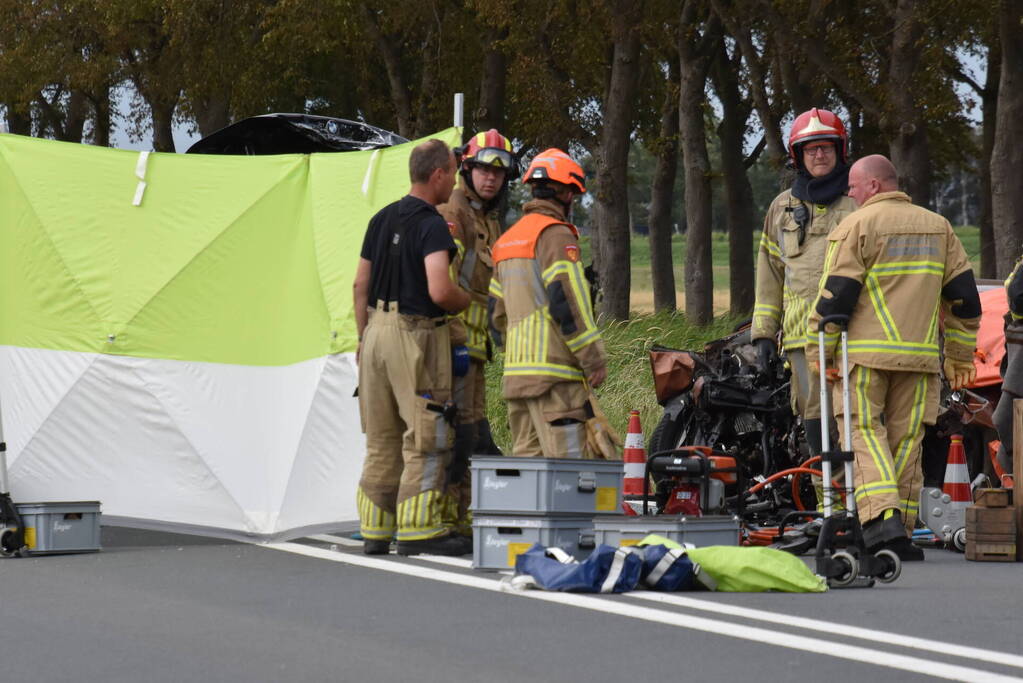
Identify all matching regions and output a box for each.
[360,194,457,317]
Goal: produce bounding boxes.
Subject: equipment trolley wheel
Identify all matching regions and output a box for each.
[952,527,967,553]
[828,551,858,588]
[873,549,901,583]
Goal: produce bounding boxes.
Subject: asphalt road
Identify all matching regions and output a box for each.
[0,525,1020,683]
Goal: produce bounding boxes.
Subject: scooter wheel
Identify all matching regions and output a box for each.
[828,551,858,588]
[874,548,901,583]
[952,528,967,553]
[0,527,18,557]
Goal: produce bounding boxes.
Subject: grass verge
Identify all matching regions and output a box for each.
[484,310,743,452]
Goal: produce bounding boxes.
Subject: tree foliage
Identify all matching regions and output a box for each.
[0,0,1014,316]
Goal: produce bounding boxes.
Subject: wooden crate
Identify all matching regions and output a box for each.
[966,542,1017,562]
[965,505,1018,561]
[973,488,1011,508]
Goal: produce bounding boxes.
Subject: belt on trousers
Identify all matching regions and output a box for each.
[370,300,446,328]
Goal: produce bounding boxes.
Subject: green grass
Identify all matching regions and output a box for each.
[484,311,742,452]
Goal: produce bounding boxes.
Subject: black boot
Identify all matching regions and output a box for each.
[363,539,391,555]
[862,509,905,551]
[396,534,471,557]
[803,418,824,457]
[884,536,925,562]
[447,423,477,485]
[475,419,503,456]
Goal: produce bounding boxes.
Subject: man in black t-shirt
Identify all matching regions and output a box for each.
[352,139,471,557]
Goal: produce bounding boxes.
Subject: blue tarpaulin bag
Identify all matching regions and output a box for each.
[639,544,701,591]
[512,543,643,593]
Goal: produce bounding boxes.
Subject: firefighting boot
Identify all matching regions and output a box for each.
[884,535,925,562]
[396,533,471,557]
[862,509,905,552]
[363,539,391,555]
[475,419,503,456]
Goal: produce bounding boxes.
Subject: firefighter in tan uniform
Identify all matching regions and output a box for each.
[436,129,515,537]
[807,155,981,561]
[489,149,609,458]
[352,139,471,557]
[753,108,858,458]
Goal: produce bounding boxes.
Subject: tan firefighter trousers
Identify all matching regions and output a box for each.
[507,380,596,459]
[836,364,938,533]
[357,307,454,542]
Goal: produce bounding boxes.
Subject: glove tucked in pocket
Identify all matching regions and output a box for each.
[414,396,456,453]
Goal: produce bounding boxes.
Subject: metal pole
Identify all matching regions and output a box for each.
[818,329,833,517]
[453,93,464,129]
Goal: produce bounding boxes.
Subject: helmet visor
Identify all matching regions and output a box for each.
[471,147,514,169]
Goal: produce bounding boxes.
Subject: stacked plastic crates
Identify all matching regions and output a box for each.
[469,456,624,570]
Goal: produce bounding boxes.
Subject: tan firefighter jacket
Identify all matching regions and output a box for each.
[806,191,981,374]
[753,190,858,350]
[437,184,501,361]
[488,199,606,399]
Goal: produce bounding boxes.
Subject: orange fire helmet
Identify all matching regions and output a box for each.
[521,148,586,194]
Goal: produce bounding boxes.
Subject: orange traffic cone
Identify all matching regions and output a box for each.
[942,434,972,507]
[623,410,646,497]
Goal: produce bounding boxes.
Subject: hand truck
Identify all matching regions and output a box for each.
[814,314,901,587]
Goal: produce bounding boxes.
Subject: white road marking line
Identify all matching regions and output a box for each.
[264,541,1021,683]
[305,534,474,567]
[627,591,1023,670]
[307,534,362,547]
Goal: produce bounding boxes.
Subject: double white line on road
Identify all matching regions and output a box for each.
[265,538,1022,683]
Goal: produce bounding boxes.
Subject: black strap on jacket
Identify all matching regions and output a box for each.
[370,202,405,311]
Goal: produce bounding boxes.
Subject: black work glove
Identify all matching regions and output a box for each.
[754,338,778,372]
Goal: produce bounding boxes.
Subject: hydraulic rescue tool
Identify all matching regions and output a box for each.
[809,315,901,587]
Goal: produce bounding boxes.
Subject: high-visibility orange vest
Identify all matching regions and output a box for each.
[493,213,578,264]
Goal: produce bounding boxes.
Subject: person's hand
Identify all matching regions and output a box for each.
[813,360,840,383]
[754,338,778,371]
[943,357,977,390]
[587,366,607,389]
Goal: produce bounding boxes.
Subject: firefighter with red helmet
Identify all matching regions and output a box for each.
[752,108,859,459]
[488,149,611,458]
[436,129,515,537]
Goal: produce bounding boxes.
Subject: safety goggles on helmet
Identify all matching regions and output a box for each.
[468,147,515,170]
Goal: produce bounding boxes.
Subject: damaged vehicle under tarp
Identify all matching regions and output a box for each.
[186,113,408,155]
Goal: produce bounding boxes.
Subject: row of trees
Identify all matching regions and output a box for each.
[2,0,1021,324]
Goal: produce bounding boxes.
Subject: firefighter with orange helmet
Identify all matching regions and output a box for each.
[436,129,516,537]
[488,149,612,459]
[752,108,859,459]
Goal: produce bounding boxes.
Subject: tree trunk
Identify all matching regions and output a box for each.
[711,43,755,318]
[476,27,508,132]
[648,59,680,313]
[89,87,112,147]
[5,104,32,135]
[678,4,719,326]
[980,37,1000,278]
[711,0,785,169]
[65,90,88,142]
[196,93,232,138]
[150,98,178,152]
[992,0,1023,276]
[887,0,931,207]
[593,1,641,321]
[361,3,413,138]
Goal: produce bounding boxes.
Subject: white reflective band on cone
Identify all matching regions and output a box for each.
[624,433,644,449]
[623,462,645,477]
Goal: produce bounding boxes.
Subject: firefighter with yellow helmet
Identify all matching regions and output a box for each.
[436,129,515,537]
[806,154,981,561]
[752,108,858,459]
[488,148,609,458]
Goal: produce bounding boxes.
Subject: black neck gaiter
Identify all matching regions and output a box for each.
[791,162,850,205]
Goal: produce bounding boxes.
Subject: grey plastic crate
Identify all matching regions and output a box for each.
[470,456,621,515]
[593,514,740,548]
[15,501,101,555]
[472,514,594,571]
